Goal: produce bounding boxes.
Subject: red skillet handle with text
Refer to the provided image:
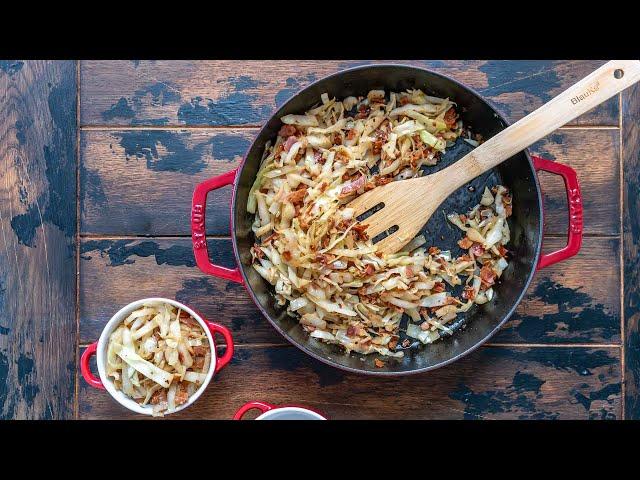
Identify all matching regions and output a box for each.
[191,169,243,283]
[80,342,105,390]
[533,156,583,270]
[233,401,276,420]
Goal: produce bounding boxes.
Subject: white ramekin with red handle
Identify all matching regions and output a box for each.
[233,401,326,420]
[81,297,234,416]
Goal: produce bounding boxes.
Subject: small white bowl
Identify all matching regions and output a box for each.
[233,401,326,420]
[81,297,234,416]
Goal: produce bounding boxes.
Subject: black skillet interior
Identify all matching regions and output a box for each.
[233,65,542,374]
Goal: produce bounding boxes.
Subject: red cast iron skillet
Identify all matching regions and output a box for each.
[191,65,583,376]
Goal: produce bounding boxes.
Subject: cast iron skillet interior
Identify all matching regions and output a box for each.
[232,65,543,375]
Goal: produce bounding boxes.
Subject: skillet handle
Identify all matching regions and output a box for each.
[191,169,244,284]
[533,156,583,270]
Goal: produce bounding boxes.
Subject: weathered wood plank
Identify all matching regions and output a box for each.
[622,83,640,419]
[80,129,619,236]
[0,60,77,419]
[80,60,618,127]
[78,345,621,419]
[79,237,619,346]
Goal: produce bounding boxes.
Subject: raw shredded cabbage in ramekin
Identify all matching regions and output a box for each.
[248,89,513,361]
[106,301,212,416]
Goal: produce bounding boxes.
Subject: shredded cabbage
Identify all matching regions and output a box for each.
[106,303,211,416]
[248,89,512,358]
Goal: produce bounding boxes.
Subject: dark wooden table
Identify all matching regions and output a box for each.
[1,60,638,419]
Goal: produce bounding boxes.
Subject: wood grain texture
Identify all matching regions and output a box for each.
[80,129,619,236]
[0,61,76,419]
[78,345,621,420]
[622,83,640,419]
[80,60,619,127]
[79,237,619,346]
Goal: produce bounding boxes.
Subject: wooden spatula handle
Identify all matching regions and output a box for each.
[450,60,640,186]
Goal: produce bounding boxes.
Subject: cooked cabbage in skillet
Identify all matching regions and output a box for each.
[247,90,512,359]
[106,302,211,416]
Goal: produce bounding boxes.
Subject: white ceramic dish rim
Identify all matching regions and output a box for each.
[95,297,217,416]
[256,407,326,420]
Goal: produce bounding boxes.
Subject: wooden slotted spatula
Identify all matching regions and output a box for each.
[348,60,640,254]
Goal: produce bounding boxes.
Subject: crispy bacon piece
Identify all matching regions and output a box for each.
[444,107,458,128]
[432,282,446,293]
[480,265,497,287]
[251,244,265,260]
[347,325,356,337]
[375,176,392,186]
[346,128,357,140]
[459,214,467,223]
[352,223,369,241]
[399,96,410,106]
[278,124,297,138]
[457,237,473,249]
[192,345,208,357]
[428,246,441,255]
[282,251,292,261]
[374,359,385,368]
[470,243,485,257]
[283,136,298,152]
[355,104,371,119]
[364,264,375,276]
[498,245,509,257]
[388,339,398,350]
[175,384,190,406]
[286,186,307,205]
[339,175,366,197]
[462,285,476,301]
[150,389,167,405]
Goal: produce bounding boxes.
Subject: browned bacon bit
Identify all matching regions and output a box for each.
[355,104,371,119]
[321,236,330,248]
[283,136,298,152]
[315,253,328,264]
[498,245,509,257]
[470,243,485,257]
[457,237,473,249]
[459,214,467,223]
[444,107,458,128]
[251,244,265,259]
[388,340,398,350]
[480,265,497,287]
[432,282,446,293]
[192,356,205,370]
[364,181,376,191]
[374,358,385,368]
[504,204,513,217]
[420,321,431,331]
[399,96,411,106]
[428,246,441,255]
[286,186,307,205]
[364,264,375,276]
[261,232,278,245]
[339,175,366,197]
[372,138,383,155]
[313,150,323,162]
[352,223,369,241]
[347,325,356,337]
[192,345,208,357]
[175,384,190,406]
[375,176,392,186]
[150,389,167,405]
[278,124,297,138]
[274,143,285,157]
[458,254,472,262]
[282,251,292,261]
[405,266,414,277]
[333,133,343,145]
[419,307,430,318]
[346,128,357,140]
[401,339,411,347]
[444,296,458,305]
[462,286,476,301]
